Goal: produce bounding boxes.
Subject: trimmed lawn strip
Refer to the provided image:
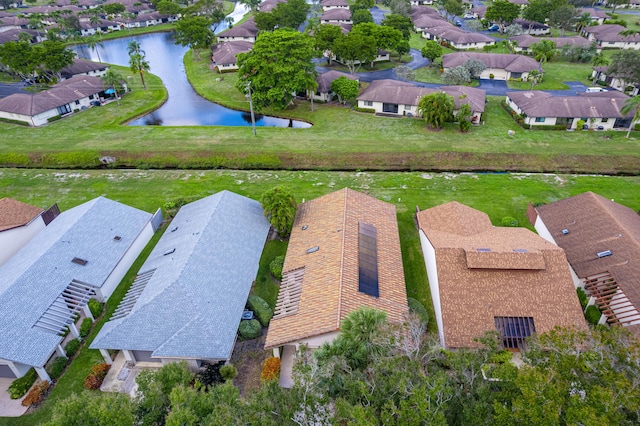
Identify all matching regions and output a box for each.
[253,239,288,309]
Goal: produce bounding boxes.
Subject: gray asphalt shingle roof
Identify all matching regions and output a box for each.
[0,197,152,368]
[90,191,270,361]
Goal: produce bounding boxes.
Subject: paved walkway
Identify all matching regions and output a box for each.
[0,378,29,417]
[100,352,161,397]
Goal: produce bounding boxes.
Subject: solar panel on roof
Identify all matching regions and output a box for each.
[358,222,379,298]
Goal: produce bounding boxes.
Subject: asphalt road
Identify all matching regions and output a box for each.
[0,82,28,98]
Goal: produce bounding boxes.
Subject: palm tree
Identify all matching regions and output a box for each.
[127,41,149,90]
[86,35,104,63]
[531,40,556,65]
[621,95,640,139]
[101,69,124,106]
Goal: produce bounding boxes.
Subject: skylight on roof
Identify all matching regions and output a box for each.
[562,229,569,235]
[477,248,491,252]
[163,248,176,256]
[597,250,612,258]
[306,246,319,254]
[513,249,528,253]
[114,236,122,241]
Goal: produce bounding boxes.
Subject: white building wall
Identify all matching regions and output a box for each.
[418,229,445,347]
[95,220,155,302]
[296,331,340,349]
[0,217,45,266]
[218,35,256,43]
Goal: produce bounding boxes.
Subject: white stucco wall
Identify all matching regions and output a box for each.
[450,40,494,50]
[0,217,45,266]
[95,220,155,302]
[218,35,256,43]
[418,229,445,347]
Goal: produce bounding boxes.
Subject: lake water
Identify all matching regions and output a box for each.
[72,4,311,128]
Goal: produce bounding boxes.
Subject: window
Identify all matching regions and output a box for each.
[535,117,545,123]
[57,104,71,115]
[364,100,373,107]
[358,222,379,297]
[602,117,608,122]
[511,72,522,79]
[405,105,412,109]
[495,316,535,350]
[89,94,94,100]
[75,100,80,105]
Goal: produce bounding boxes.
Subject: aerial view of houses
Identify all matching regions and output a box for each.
[1,0,640,423]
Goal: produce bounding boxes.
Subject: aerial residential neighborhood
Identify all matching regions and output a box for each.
[1,0,640,423]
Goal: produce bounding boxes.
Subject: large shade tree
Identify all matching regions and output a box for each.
[236,29,316,110]
[485,0,521,32]
[260,186,297,238]
[531,39,556,64]
[174,15,215,60]
[333,32,377,74]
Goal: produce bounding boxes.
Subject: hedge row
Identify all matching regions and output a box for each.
[21,380,49,407]
[8,368,37,399]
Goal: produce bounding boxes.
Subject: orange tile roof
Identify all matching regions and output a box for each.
[0,198,43,232]
[417,201,587,349]
[265,188,409,349]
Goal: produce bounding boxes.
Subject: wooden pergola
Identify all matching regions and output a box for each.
[584,271,640,326]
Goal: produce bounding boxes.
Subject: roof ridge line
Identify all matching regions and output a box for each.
[336,187,348,329]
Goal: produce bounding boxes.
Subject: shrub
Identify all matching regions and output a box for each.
[198,361,225,387]
[64,339,81,358]
[261,357,281,383]
[585,305,602,325]
[220,364,238,381]
[21,380,49,407]
[79,317,93,338]
[269,255,285,280]
[247,295,273,327]
[8,368,37,399]
[0,117,30,126]
[577,288,589,310]
[84,363,110,390]
[46,356,68,381]
[238,319,262,340]
[0,152,31,166]
[47,115,62,123]
[501,216,518,227]
[489,73,495,79]
[577,119,586,130]
[354,107,375,113]
[488,350,513,364]
[407,297,429,327]
[88,299,104,318]
[41,151,102,169]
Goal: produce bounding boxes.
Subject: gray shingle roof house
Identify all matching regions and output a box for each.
[582,24,640,49]
[506,90,637,130]
[217,17,259,42]
[0,197,156,381]
[443,52,543,80]
[0,75,105,127]
[422,25,495,50]
[91,191,270,369]
[509,35,591,53]
[417,201,587,349]
[357,79,485,123]
[311,70,358,102]
[529,192,640,338]
[60,58,109,81]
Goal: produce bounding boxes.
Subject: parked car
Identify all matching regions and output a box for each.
[90,100,101,107]
[586,87,607,93]
[488,24,500,32]
[463,13,475,19]
[455,20,462,27]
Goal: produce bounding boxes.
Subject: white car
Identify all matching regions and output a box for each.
[586,87,607,93]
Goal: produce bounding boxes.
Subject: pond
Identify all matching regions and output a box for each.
[72,4,311,128]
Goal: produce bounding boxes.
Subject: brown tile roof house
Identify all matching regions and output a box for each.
[583,24,640,44]
[210,40,252,69]
[0,75,104,126]
[509,35,591,50]
[443,52,543,74]
[316,70,357,93]
[506,90,634,125]
[320,8,351,22]
[412,14,447,30]
[264,188,409,350]
[410,5,442,19]
[217,17,259,41]
[321,0,348,7]
[426,25,495,45]
[417,202,587,349]
[0,198,43,233]
[358,79,486,115]
[530,192,640,337]
[0,28,38,44]
[60,58,109,80]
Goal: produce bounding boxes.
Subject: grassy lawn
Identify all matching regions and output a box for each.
[1,169,640,423]
[507,60,593,90]
[253,239,288,309]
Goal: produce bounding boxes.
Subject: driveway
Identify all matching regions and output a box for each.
[370,6,388,25]
[0,378,29,417]
[0,82,28,98]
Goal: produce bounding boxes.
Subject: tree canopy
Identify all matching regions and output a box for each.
[127,41,150,90]
[381,13,413,40]
[485,0,521,30]
[174,15,215,60]
[259,185,297,237]
[418,91,455,129]
[254,0,310,31]
[236,29,316,110]
[333,32,377,74]
[331,76,359,104]
[421,40,443,66]
[608,49,640,90]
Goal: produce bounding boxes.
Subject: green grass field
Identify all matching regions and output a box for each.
[2,169,640,425]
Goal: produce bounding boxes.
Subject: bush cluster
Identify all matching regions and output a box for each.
[353,107,375,113]
[488,350,513,364]
[585,305,602,325]
[501,216,518,227]
[79,318,93,338]
[198,361,225,387]
[261,357,281,383]
[40,151,102,169]
[8,368,38,399]
[47,115,62,123]
[21,380,50,407]
[247,295,273,327]
[84,363,110,390]
[238,319,262,340]
[88,299,104,318]
[64,339,81,358]
[407,298,429,327]
[501,100,524,127]
[269,255,285,281]
[46,356,69,381]
[220,364,238,382]
[0,152,31,166]
[0,117,30,126]
[576,288,589,310]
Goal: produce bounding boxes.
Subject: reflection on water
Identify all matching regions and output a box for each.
[72,8,311,128]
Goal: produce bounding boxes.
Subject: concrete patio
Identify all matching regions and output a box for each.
[0,378,29,417]
[99,352,161,397]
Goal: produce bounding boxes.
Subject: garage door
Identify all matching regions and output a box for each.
[131,351,161,363]
[0,364,16,378]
